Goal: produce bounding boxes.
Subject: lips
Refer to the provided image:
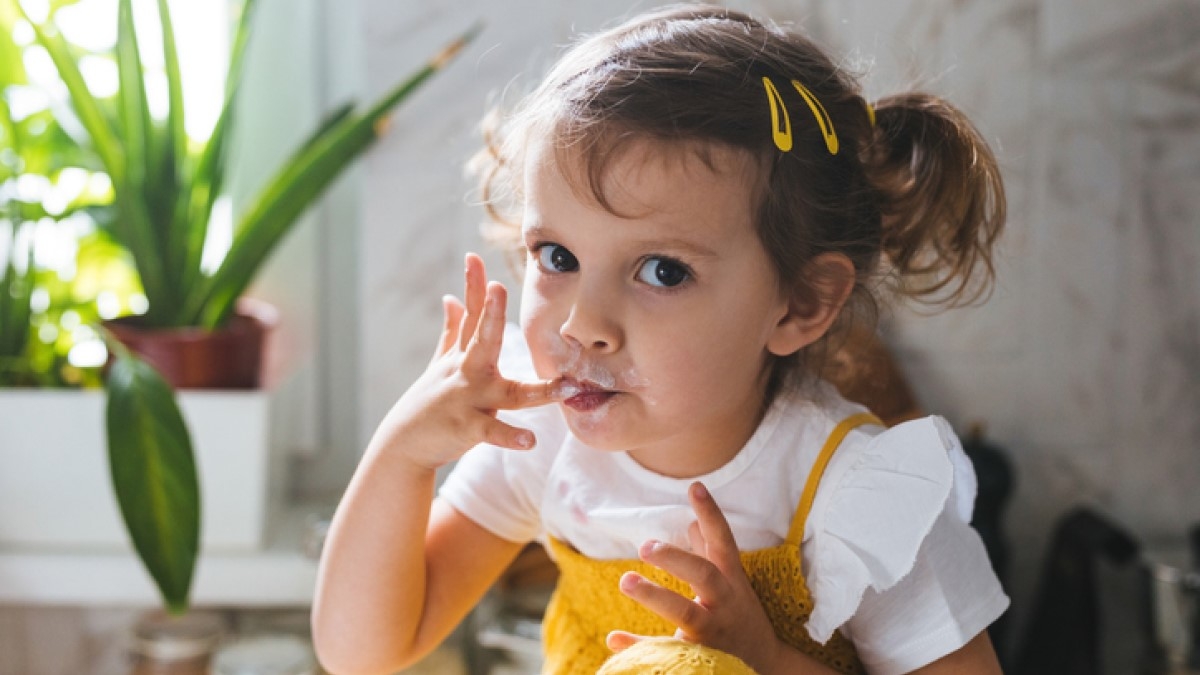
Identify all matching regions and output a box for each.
[560,377,617,412]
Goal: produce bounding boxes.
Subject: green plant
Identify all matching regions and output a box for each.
[0,218,35,384]
[17,0,476,612]
[1,0,115,388]
[1,3,34,372]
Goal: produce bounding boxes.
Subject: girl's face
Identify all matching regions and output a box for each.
[519,138,804,478]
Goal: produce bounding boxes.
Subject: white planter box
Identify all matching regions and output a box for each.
[0,389,271,552]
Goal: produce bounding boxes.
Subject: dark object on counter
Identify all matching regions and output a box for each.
[961,425,1015,661]
[1013,507,1144,675]
[1189,523,1200,669]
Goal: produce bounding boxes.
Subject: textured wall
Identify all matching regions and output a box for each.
[360,0,1200,657]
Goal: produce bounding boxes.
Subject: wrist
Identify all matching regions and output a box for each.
[363,434,444,481]
[757,636,786,675]
[365,410,469,475]
[760,638,840,675]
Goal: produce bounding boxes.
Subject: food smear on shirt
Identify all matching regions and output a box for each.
[570,502,589,524]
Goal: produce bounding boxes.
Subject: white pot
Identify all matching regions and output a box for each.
[0,388,271,552]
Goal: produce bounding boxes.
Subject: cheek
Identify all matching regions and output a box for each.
[518,271,539,331]
[651,316,770,383]
[519,277,562,378]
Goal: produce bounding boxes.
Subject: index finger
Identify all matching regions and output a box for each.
[464,281,508,369]
[502,376,577,410]
[688,482,741,574]
[458,253,489,350]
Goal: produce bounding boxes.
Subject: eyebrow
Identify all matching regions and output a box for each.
[522,223,722,260]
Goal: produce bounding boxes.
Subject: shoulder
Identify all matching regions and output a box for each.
[812,414,975,536]
[800,412,983,644]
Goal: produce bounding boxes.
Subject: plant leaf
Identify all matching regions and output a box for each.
[176,101,227,304]
[24,6,170,323]
[226,0,258,92]
[105,350,199,614]
[156,0,185,167]
[155,0,187,285]
[184,24,480,327]
[21,9,123,183]
[0,224,34,359]
[102,0,170,323]
[170,0,258,316]
[0,1,27,87]
[115,0,150,193]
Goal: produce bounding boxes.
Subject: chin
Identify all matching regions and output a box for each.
[561,408,634,452]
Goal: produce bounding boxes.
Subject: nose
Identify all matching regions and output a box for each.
[559,283,622,354]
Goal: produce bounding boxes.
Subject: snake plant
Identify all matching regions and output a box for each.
[17,0,476,612]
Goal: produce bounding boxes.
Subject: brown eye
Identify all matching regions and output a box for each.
[535,244,578,273]
[637,257,690,288]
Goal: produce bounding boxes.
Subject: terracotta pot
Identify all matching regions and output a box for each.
[105,300,278,390]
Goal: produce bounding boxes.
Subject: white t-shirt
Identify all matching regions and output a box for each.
[439,327,1009,674]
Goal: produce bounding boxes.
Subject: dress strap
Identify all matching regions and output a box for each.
[785,412,883,546]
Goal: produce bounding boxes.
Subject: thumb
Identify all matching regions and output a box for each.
[605,630,646,653]
[433,295,465,361]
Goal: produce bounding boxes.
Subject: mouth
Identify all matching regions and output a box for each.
[560,377,617,413]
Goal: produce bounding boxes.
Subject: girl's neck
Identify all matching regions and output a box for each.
[625,388,772,479]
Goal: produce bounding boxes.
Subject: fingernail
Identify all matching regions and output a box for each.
[691,482,709,500]
[640,539,664,558]
[552,379,581,400]
[619,573,641,593]
[515,431,534,449]
[526,380,572,403]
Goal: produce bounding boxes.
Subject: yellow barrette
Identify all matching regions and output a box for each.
[761,76,839,155]
[790,80,838,155]
[761,77,792,152]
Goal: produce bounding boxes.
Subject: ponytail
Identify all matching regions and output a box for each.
[864,93,1005,306]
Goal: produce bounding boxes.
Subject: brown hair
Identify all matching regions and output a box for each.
[473,3,1005,394]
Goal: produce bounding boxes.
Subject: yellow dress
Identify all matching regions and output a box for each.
[541,412,882,675]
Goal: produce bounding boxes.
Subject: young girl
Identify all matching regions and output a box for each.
[313,5,1008,674]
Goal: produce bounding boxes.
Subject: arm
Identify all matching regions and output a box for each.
[908,631,1003,674]
[766,630,1000,674]
[312,254,566,675]
[314,475,523,673]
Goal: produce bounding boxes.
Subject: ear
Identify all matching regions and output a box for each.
[766,253,856,357]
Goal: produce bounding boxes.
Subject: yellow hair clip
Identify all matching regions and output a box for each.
[761,76,840,156]
[761,77,792,152]
[864,100,876,127]
[790,79,838,155]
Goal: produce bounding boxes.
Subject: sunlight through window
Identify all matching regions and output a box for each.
[30,0,230,140]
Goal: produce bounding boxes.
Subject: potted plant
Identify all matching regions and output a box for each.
[1,0,158,568]
[13,0,476,612]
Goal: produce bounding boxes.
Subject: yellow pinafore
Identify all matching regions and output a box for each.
[541,413,881,674]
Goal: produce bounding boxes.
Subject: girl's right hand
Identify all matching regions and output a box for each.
[369,252,570,471]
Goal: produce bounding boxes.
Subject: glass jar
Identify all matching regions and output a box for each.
[127,610,225,675]
[210,634,319,675]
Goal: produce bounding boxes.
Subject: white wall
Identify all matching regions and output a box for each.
[228,0,367,499]
[357,0,1200,658]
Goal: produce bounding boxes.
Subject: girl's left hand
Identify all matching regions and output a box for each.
[607,481,783,674]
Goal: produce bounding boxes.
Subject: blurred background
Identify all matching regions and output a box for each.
[1,0,1197,673]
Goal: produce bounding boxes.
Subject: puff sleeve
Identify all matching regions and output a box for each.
[801,415,1008,666]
